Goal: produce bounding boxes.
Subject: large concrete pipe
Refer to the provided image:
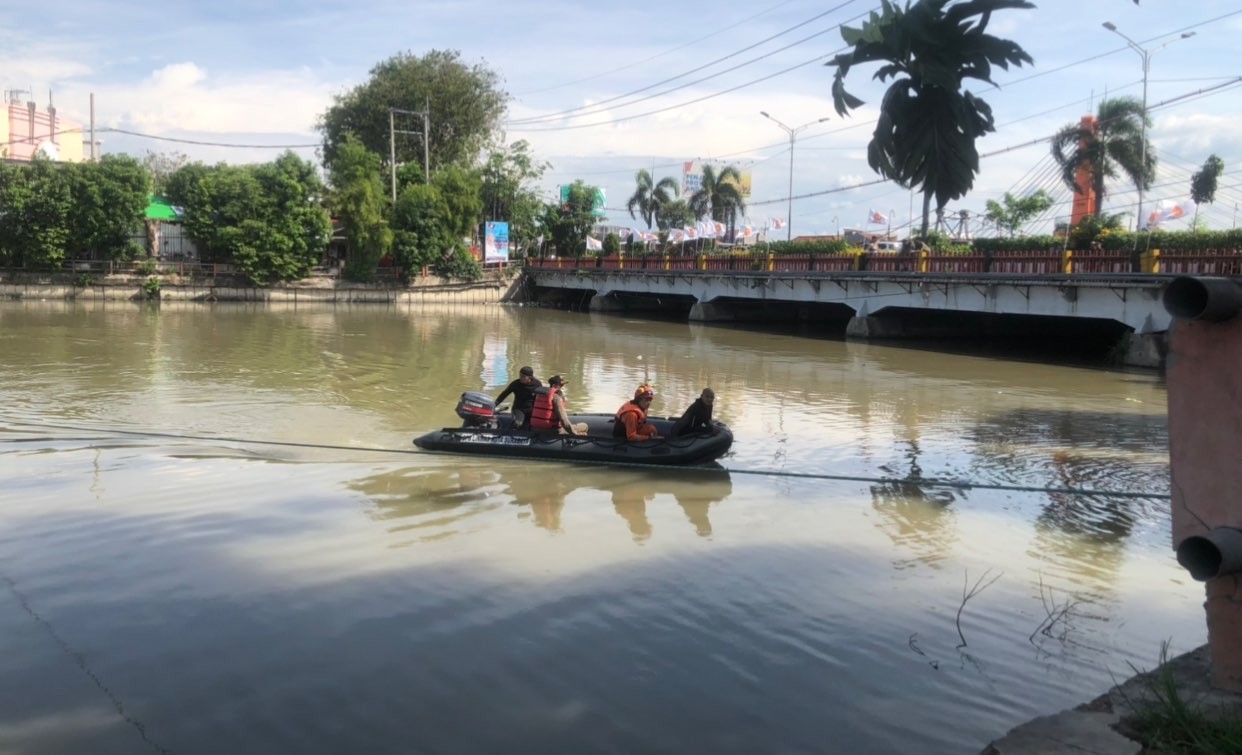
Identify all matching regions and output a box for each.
[1162,276,1242,322]
[1176,528,1242,581]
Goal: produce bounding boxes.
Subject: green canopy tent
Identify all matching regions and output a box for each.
[144,195,183,221]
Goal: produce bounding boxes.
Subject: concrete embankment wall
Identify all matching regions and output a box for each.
[0,272,523,305]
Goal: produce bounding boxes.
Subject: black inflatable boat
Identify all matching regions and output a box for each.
[413,392,734,466]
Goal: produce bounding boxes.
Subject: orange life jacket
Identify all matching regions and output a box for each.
[613,401,649,439]
[530,386,559,430]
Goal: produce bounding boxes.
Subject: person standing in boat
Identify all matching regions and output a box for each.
[613,385,661,441]
[671,387,717,437]
[495,365,541,429]
[530,375,587,436]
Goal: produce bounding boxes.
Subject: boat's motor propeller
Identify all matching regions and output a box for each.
[456,391,498,428]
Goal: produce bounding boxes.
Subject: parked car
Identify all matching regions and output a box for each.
[874,241,902,253]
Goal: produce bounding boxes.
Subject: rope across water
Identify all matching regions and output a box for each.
[4,420,1170,501]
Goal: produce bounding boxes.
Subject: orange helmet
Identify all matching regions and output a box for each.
[634,385,654,400]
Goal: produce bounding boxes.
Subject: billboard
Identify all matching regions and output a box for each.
[559,185,607,218]
[682,161,752,199]
[484,221,509,264]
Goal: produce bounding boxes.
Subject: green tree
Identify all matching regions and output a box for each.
[142,150,189,195]
[626,169,680,230]
[1190,154,1225,228]
[391,183,454,274]
[328,136,393,282]
[166,153,330,284]
[247,152,333,282]
[983,189,1054,237]
[319,50,508,174]
[543,180,599,258]
[66,154,150,259]
[432,164,484,241]
[688,163,747,239]
[827,0,1035,236]
[603,232,621,255]
[658,198,695,233]
[1050,96,1153,220]
[480,140,549,257]
[0,157,72,269]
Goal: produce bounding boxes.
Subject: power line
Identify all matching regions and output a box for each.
[506,0,864,125]
[101,128,320,149]
[512,0,803,97]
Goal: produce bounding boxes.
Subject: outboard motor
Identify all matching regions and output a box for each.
[456,391,497,428]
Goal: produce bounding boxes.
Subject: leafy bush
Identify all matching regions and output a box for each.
[431,245,482,281]
[766,238,851,255]
[603,232,620,254]
[973,235,1062,253]
[141,276,161,299]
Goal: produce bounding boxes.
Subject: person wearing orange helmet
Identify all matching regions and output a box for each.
[613,384,661,441]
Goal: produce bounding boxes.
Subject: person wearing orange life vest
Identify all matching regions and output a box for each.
[530,375,587,436]
[613,385,661,441]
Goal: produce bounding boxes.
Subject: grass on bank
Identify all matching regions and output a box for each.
[1117,642,1242,754]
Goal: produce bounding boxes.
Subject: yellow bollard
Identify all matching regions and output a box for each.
[664,254,671,271]
[767,252,775,272]
[1062,249,1073,274]
[919,249,929,273]
[619,253,624,270]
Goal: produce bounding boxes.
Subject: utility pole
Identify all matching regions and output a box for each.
[89,92,95,162]
[389,101,432,201]
[389,108,396,203]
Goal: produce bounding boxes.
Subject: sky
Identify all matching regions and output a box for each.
[4,0,1241,238]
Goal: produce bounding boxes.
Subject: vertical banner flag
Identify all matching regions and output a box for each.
[484,221,510,264]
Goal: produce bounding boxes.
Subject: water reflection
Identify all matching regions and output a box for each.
[507,465,733,540]
[350,462,732,542]
[970,407,1168,595]
[870,439,958,570]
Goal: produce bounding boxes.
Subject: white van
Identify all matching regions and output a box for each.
[874,241,902,253]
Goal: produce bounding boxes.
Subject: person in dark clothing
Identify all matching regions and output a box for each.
[671,388,717,437]
[495,366,541,428]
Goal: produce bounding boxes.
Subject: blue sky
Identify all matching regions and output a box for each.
[5,0,1241,237]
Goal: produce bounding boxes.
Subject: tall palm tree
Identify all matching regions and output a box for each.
[1050,96,1153,219]
[827,0,1035,236]
[625,169,679,230]
[689,164,747,240]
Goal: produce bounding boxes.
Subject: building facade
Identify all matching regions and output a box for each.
[1,91,87,163]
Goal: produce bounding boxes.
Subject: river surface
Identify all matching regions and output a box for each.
[0,301,1201,755]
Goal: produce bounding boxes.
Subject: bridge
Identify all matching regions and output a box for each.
[518,254,1207,367]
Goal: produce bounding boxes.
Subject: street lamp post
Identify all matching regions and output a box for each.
[760,112,829,242]
[1101,22,1196,233]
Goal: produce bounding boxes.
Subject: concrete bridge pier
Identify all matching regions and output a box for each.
[844,306,964,340]
[1117,320,1168,368]
[688,299,737,322]
[587,292,625,312]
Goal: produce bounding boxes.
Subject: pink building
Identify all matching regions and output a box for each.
[1,90,87,163]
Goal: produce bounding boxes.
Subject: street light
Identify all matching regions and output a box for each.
[1101,22,1196,233]
[760,111,829,242]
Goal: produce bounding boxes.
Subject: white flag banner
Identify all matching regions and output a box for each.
[586,236,603,251]
[1143,199,1194,229]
